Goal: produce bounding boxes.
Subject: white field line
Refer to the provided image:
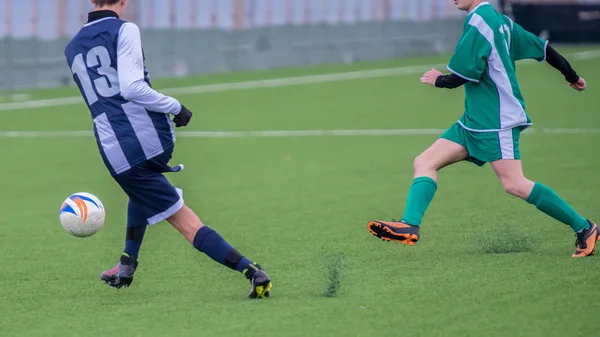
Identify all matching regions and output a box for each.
[1,48,598,112]
[1,128,599,139]
[572,49,600,60]
[0,64,445,112]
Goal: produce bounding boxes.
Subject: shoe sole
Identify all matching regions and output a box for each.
[251,281,273,299]
[99,274,115,284]
[99,275,133,289]
[367,221,419,246]
[572,248,597,258]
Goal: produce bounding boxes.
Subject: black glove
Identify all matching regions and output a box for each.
[173,105,193,128]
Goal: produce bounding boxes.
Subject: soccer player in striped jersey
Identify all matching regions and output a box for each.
[65,0,272,298]
[368,0,598,257]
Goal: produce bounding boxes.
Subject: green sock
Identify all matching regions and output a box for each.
[526,182,589,232]
[401,177,438,227]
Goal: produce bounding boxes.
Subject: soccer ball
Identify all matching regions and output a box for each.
[59,192,105,237]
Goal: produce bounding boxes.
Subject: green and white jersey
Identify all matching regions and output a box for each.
[447,2,548,132]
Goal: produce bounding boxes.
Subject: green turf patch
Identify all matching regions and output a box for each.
[1,55,599,337]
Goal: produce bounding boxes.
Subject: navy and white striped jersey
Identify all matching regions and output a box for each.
[65,11,182,176]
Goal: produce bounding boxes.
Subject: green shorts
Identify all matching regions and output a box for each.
[440,123,522,166]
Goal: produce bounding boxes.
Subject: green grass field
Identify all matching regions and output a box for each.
[1,47,599,337]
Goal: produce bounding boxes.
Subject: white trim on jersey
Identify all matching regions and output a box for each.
[457,120,532,133]
[541,40,549,63]
[505,15,514,30]
[117,22,182,115]
[468,2,490,15]
[468,13,528,130]
[83,17,117,27]
[447,66,480,83]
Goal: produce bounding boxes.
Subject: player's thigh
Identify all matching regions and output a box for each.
[490,128,525,181]
[490,159,525,182]
[416,138,469,171]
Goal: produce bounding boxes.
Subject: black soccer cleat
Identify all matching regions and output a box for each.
[100,255,138,289]
[244,263,272,299]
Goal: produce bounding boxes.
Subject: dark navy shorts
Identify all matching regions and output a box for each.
[112,150,184,225]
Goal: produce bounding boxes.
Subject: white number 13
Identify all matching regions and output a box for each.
[71,46,120,105]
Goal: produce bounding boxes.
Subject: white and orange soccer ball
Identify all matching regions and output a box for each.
[59,192,105,237]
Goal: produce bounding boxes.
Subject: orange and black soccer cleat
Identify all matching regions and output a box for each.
[572,221,599,258]
[367,220,420,246]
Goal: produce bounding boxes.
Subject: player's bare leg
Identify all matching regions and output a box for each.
[491,159,598,257]
[490,159,534,199]
[412,138,469,179]
[368,139,468,245]
[167,204,202,243]
[168,205,272,298]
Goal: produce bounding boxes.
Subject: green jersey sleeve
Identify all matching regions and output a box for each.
[447,21,492,83]
[510,21,548,62]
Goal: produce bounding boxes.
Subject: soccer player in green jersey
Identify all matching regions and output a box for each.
[367,0,598,257]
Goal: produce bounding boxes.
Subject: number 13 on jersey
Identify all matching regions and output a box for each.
[71,46,120,106]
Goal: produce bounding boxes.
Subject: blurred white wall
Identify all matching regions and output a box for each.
[0,0,503,40]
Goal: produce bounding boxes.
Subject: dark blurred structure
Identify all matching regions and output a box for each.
[504,0,600,43]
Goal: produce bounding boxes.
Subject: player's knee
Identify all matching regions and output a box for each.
[413,154,443,174]
[413,154,430,173]
[502,183,520,197]
[501,179,530,199]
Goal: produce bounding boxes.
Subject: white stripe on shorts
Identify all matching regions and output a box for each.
[498,129,515,160]
[147,196,184,225]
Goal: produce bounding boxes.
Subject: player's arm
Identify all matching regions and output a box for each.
[420,68,469,89]
[117,22,192,126]
[545,45,586,91]
[435,73,469,89]
[510,19,585,91]
[422,19,490,88]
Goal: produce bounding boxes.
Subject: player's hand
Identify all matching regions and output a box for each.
[570,77,586,92]
[173,105,193,127]
[420,68,443,87]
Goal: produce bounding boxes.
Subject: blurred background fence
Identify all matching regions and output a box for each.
[0,0,598,90]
